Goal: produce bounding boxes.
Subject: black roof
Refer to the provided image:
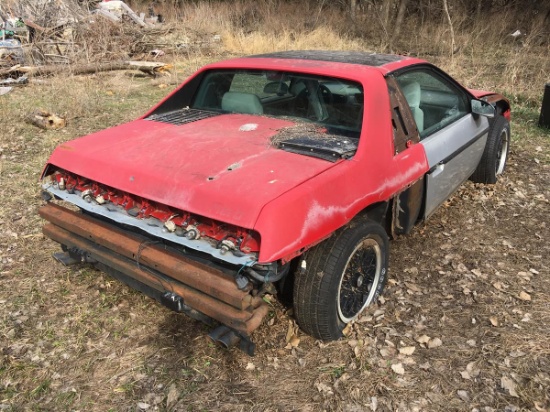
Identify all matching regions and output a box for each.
[250,50,404,67]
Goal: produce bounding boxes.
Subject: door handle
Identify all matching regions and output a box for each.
[431,163,445,177]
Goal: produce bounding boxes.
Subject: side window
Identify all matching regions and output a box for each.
[396,69,469,138]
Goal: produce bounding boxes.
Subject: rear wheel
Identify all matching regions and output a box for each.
[471,115,510,184]
[293,220,388,340]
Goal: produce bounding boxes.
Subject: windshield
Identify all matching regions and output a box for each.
[191,69,364,139]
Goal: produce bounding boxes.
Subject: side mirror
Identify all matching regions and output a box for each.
[471,99,495,118]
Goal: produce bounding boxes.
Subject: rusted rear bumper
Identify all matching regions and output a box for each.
[39,203,269,342]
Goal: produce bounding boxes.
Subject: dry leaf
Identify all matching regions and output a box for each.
[315,382,334,395]
[285,320,295,343]
[493,281,505,291]
[371,397,378,412]
[391,363,405,375]
[517,271,532,281]
[373,309,385,317]
[518,291,531,301]
[534,402,547,411]
[245,362,256,371]
[399,346,416,355]
[468,367,480,378]
[379,348,391,357]
[289,336,300,348]
[342,323,353,336]
[460,371,471,380]
[427,338,442,348]
[405,282,421,293]
[166,384,179,408]
[416,335,431,344]
[501,376,519,397]
[489,316,499,327]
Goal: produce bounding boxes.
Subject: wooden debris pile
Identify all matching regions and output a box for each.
[0,0,213,82]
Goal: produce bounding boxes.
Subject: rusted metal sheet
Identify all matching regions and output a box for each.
[386,76,421,154]
[40,203,256,310]
[42,223,268,335]
[391,178,425,237]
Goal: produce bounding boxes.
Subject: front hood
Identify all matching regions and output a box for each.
[46,114,339,228]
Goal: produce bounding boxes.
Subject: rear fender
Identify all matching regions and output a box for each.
[354,201,391,231]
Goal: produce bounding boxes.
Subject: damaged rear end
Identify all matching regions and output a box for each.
[40,168,285,355]
[39,63,366,354]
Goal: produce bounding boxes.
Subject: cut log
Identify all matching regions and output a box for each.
[0,61,173,78]
[126,61,173,75]
[25,109,66,130]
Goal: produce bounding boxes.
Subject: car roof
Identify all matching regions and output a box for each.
[206,50,426,76]
[250,50,405,66]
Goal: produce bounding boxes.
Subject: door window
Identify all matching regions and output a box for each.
[395,69,469,138]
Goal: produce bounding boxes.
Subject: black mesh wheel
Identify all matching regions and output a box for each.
[293,220,388,341]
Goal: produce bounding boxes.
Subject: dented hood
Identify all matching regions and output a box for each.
[46,114,339,229]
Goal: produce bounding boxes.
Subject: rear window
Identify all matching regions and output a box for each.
[191,69,364,138]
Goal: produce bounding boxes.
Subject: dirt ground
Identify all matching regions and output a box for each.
[0,68,549,412]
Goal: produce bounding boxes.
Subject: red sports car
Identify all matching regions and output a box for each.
[40,51,511,354]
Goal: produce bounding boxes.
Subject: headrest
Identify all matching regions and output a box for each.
[221,92,264,115]
[401,80,421,107]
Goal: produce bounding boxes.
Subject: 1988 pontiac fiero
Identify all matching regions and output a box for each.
[40,51,511,354]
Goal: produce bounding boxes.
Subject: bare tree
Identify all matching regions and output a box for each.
[350,0,357,19]
[442,0,456,58]
[391,0,409,40]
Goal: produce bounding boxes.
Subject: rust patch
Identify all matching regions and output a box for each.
[386,76,421,154]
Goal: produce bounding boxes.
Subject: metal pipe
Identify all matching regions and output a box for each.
[208,325,241,349]
[42,223,269,335]
[217,329,241,349]
[39,203,250,310]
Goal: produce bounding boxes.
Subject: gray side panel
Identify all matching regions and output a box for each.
[421,114,488,168]
[420,114,488,218]
[424,136,486,217]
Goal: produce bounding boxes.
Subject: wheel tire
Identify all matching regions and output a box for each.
[293,220,389,341]
[470,115,510,184]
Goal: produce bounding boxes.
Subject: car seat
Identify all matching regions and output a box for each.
[401,80,424,132]
[221,92,264,115]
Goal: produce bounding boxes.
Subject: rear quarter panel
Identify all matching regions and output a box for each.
[254,70,429,263]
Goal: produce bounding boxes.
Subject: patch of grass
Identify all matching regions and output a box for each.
[55,390,77,407]
[30,379,51,398]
